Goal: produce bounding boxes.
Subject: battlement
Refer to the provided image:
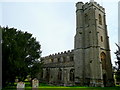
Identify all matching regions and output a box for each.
[85,2,104,11]
[76,1,105,12]
[41,49,74,64]
[42,49,74,59]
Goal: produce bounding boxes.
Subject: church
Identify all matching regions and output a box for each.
[41,0,114,87]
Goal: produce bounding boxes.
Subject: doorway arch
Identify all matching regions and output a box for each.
[100,52,106,70]
[100,52,107,87]
[103,74,107,87]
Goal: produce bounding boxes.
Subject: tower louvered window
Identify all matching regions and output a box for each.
[99,14,102,25]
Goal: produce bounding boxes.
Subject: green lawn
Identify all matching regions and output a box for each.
[2,82,120,90]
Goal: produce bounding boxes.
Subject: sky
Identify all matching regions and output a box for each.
[0,0,119,66]
[118,1,120,45]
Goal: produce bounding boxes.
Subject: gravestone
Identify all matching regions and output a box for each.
[17,81,25,89]
[32,78,39,88]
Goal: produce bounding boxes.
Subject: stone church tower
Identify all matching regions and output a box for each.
[74,1,114,87]
[41,0,114,87]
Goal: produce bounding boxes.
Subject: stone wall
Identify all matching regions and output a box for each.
[42,50,75,86]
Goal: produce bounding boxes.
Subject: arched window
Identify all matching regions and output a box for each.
[70,56,74,61]
[100,52,106,70]
[63,57,66,63]
[58,58,60,62]
[70,69,74,81]
[85,14,88,25]
[101,36,103,42]
[51,59,53,62]
[49,59,53,63]
[58,69,62,81]
[99,14,102,25]
[46,68,50,82]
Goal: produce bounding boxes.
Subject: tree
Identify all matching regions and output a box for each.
[2,26,42,87]
[115,43,120,70]
[114,43,120,84]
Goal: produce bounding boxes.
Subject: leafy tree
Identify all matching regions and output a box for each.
[2,27,42,87]
[114,43,120,83]
[115,43,120,70]
[30,61,43,79]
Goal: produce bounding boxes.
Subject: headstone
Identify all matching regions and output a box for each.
[17,81,25,90]
[32,78,39,88]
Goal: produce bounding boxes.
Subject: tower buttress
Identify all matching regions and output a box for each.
[74,2,85,86]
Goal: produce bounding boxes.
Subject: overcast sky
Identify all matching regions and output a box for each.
[0,0,119,66]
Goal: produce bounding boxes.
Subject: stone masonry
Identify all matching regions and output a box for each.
[41,1,115,87]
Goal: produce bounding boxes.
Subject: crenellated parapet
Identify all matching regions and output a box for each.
[76,1,105,12]
[42,49,74,58]
[84,1,104,11]
[42,49,74,64]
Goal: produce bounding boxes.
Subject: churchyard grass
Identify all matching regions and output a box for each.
[2,82,120,89]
